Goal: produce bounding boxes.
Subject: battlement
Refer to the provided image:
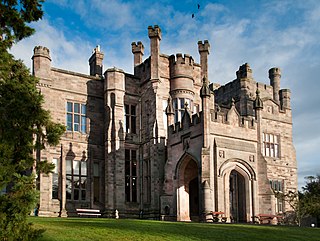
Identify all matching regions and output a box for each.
[131,41,144,53]
[198,40,210,53]
[168,112,202,134]
[269,67,281,78]
[169,53,195,79]
[236,63,253,80]
[148,25,162,40]
[33,46,51,60]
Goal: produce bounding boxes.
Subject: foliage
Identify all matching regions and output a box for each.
[0,1,65,238]
[0,0,44,48]
[31,217,320,241]
[300,175,320,222]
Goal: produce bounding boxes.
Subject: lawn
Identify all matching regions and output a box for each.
[30,217,320,241]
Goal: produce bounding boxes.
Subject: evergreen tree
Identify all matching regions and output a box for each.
[0,1,65,240]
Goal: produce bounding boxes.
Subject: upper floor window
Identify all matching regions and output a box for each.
[66,102,87,133]
[125,149,137,202]
[263,133,280,158]
[124,104,136,134]
[66,160,87,201]
[173,98,192,123]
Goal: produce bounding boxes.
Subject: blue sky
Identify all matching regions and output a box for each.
[11,0,320,189]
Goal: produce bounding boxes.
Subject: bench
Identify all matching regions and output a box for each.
[76,208,101,218]
[255,214,275,224]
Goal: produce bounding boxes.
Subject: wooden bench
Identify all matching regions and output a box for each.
[76,208,101,218]
[255,214,275,224]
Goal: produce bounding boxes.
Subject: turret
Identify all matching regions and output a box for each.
[148,25,161,81]
[269,67,281,103]
[198,40,210,79]
[131,41,144,67]
[89,45,104,77]
[279,89,291,109]
[200,76,211,148]
[236,63,253,80]
[32,46,51,77]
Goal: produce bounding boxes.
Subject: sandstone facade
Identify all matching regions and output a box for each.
[34,25,297,222]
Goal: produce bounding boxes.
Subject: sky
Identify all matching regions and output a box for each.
[10,0,320,189]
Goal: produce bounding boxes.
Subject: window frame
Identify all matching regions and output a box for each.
[125,149,138,203]
[263,133,280,158]
[124,104,137,134]
[66,159,87,201]
[66,101,87,134]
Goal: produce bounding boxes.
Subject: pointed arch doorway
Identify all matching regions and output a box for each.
[229,170,246,222]
[176,155,199,221]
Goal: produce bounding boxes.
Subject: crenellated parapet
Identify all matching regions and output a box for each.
[148,25,162,40]
[236,63,253,80]
[169,53,195,78]
[33,46,51,60]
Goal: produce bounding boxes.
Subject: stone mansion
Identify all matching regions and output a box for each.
[34,25,297,222]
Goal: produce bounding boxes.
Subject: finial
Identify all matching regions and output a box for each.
[253,89,263,110]
[184,102,189,110]
[165,96,174,115]
[231,98,235,106]
[200,76,211,98]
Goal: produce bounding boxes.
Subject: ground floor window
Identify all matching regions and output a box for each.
[125,149,137,202]
[93,162,100,202]
[52,158,59,199]
[66,159,87,201]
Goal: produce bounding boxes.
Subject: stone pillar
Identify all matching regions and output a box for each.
[200,77,211,148]
[131,41,144,67]
[89,45,104,77]
[32,46,51,78]
[203,180,212,221]
[148,25,161,82]
[198,40,210,79]
[59,144,67,217]
[269,67,281,104]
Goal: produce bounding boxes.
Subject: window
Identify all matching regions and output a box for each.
[93,163,100,202]
[125,149,137,202]
[173,98,192,123]
[124,104,136,134]
[263,133,280,158]
[52,158,59,199]
[66,102,87,133]
[270,179,284,213]
[66,160,87,201]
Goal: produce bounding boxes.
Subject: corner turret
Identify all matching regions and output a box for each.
[32,46,51,77]
[269,67,281,103]
[236,63,253,80]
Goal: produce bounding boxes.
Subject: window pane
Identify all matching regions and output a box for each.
[73,176,80,189]
[74,114,80,124]
[81,104,86,115]
[81,161,87,176]
[52,174,58,199]
[132,150,136,160]
[67,113,72,131]
[74,103,80,113]
[180,98,185,109]
[74,189,79,200]
[81,177,87,189]
[125,116,130,133]
[73,160,80,175]
[67,102,73,112]
[125,161,130,176]
[125,104,129,114]
[125,176,130,202]
[81,116,86,133]
[173,99,178,109]
[131,116,136,134]
[66,160,72,175]
[131,105,136,116]
[81,190,86,201]
[52,158,58,173]
[66,178,72,200]
[132,177,137,202]
[132,161,137,176]
[270,134,274,143]
[125,149,130,160]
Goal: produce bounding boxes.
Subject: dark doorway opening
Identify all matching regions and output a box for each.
[229,170,246,222]
[189,177,199,221]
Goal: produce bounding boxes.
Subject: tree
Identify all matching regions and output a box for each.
[0,1,65,240]
[0,0,44,49]
[299,175,320,225]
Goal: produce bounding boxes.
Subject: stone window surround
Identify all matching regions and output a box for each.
[66,101,87,134]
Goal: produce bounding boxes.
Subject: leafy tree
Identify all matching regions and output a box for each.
[0,0,44,49]
[0,1,65,240]
[299,175,320,225]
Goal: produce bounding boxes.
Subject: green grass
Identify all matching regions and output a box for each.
[30,217,320,241]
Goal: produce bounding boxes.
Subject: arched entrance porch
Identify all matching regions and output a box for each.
[176,154,199,221]
[219,159,256,223]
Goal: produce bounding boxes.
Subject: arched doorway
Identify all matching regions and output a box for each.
[176,156,199,221]
[229,170,246,222]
